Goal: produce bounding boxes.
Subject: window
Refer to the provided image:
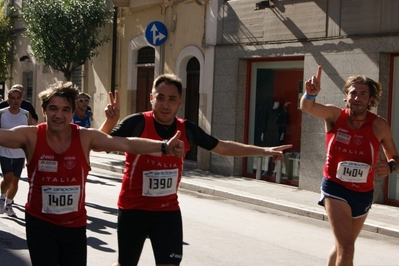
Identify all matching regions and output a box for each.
[137,47,155,64]
[22,71,34,102]
[72,64,84,90]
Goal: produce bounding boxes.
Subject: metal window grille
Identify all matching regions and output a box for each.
[137,47,155,64]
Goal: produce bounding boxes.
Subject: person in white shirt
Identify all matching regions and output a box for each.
[0,88,33,217]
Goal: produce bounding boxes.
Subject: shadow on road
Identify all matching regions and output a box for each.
[0,230,30,266]
[87,173,121,185]
[87,236,116,252]
[86,202,118,252]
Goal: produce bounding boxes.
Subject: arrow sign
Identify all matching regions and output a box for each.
[145,21,168,46]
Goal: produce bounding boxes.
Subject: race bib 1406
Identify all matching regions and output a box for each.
[41,185,80,214]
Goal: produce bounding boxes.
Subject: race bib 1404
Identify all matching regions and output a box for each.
[336,161,370,183]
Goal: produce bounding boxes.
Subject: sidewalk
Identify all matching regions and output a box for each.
[90,152,399,238]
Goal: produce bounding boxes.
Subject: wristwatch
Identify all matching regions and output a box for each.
[388,161,396,173]
[161,140,169,155]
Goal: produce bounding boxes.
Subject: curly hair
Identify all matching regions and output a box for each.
[38,81,80,112]
[342,75,382,110]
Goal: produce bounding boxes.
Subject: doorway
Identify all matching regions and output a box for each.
[184,57,200,161]
[246,59,304,186]
[136,67,154,113]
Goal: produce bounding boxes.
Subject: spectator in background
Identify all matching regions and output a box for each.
[0,88,34,217]
[71,92,93,128]
[0,84,38,124]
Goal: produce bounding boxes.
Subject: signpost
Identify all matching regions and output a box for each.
[145,21,168,46]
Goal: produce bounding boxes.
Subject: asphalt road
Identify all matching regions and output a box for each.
[1,167,399,266]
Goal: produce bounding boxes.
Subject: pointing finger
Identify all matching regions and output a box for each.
[315,65,322,83]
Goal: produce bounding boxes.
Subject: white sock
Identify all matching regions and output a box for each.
[6,199,13,205]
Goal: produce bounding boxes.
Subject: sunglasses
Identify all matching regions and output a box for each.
[77,98,89,103]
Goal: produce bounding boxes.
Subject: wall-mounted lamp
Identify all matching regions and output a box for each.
[254,0,274,10]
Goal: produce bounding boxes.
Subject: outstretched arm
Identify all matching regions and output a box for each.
[0,126,35,162]
[211,141,292,161]
[89,129,185,158]
[0,126,31,149]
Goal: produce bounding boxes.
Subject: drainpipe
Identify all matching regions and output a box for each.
[110,6,118,95]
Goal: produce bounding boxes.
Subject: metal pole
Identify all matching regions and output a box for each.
[256,157,262,180]
[275,160,282,183]
[110,6,118,95]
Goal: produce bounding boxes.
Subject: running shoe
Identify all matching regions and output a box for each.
[0,199,5,214]
[5,204,16,217]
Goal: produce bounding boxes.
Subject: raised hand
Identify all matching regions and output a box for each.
[105,90,120,122]
[305,65,322,95]
[167,130,185,158]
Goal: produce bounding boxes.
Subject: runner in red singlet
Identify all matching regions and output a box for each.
[100,73,293,266]
[0,81,184,266]
[301,66,399,266]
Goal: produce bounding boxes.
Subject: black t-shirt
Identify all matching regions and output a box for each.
[0,100,39,121]
[110,113,219,151]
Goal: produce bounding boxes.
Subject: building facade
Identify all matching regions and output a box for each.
[211,0,399,205]
[4,0,399,206]
[4,0,65,120]
[93,0,217,170]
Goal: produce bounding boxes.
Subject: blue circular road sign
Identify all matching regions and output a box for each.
[145,21,168,46]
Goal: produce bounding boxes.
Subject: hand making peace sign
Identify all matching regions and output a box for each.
[105,90,120,123]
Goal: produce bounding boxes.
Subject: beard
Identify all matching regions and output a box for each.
[349,103,368,116]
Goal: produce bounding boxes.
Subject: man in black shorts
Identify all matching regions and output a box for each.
[301,66,399,265]
[0,88,33,217]
[100,73,292,266]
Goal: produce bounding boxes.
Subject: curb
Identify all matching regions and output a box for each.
[180,181,399,238]
[179,182,327,221]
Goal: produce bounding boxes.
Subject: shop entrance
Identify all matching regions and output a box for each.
[245,59,304,186]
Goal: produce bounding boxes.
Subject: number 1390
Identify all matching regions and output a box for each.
[149,178,173,189]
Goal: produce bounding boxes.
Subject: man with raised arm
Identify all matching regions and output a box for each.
[301,66,399,266]
[100,73,292,266]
